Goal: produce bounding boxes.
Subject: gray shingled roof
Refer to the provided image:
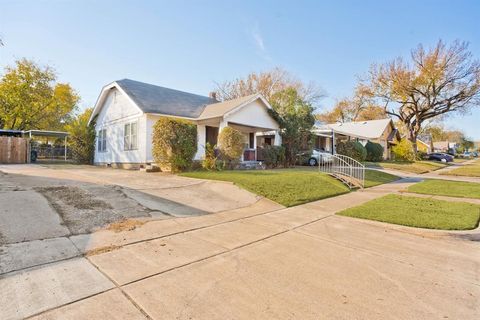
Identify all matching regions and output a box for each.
[116,79,217,118]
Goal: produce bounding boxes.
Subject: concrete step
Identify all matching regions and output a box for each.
[238,161,266,170]
[139,164,161,172]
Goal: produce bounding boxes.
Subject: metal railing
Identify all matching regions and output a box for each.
[318,154,365,189]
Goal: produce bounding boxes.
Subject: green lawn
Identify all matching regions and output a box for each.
[337,194,480,230]
[297,167,399,188]
[408,179,480,199]
[442,159,480,177]
[180,169,349,207]
[364,169,400,188]
[180,168,398,207]
[366,160,447,174]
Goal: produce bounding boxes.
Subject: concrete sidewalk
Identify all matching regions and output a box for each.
[2,177,478,319]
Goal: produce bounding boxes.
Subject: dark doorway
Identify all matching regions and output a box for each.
[264,137,272,146]
[205,126,219,146]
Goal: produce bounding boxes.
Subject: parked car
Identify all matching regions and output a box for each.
[307,149,334,166]
[472,151,478,158]
[460,152,472,158]
[427,152,453,163]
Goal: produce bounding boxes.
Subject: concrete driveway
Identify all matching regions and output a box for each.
[0,164,262,216]
[1,168,478,319]
[0,164,274,273]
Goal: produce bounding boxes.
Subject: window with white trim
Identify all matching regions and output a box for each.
[97,129,107,152]
[124,122,138,150]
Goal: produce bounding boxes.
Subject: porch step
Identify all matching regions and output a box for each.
[238,161,266,170]
[140,164,161,173]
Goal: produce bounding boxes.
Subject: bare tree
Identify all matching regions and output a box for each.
[214,67,324,106]
[367,40,480,153]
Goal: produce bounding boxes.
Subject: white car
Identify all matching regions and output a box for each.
[308,149,334,166]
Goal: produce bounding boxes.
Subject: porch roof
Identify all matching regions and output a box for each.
[228,121,277,132]
[197,94,259,120]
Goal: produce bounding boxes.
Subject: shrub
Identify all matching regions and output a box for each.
[295,150,311,166]
[336,140,367,162]
[263,145,285,168]
[66,108,96,164]
[152,117,197,172]
[392,139,415,161]
[365,141,384,162]
[218,127,244,167]
[416,150,428,160]
[202,142,224,171]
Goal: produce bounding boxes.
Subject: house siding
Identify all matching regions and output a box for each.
[94,89,147,167]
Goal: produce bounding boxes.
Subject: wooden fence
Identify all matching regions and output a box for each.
[0,137,30,164]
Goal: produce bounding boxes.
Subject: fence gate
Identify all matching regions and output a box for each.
[0,137,30,164]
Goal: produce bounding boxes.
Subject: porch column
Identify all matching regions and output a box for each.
[216,120,227,149]
[64,136,67,161]
[274,131,282,146]
[219,120,228,134]
[332,129,336,154]
[195,124,206,160]
[253,131,257,160]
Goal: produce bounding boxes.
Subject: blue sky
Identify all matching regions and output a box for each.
[1,0,479,138]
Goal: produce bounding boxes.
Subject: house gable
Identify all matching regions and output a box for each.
[95,88,143,127]
[223,98,279,131]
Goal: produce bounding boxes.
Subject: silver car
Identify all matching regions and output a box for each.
[308,149,334,166]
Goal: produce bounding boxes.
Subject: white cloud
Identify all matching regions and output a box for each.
[251,24,272,62]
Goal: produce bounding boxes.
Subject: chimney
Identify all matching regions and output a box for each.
[209,92,217,101]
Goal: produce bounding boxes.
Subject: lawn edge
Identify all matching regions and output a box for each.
[336,194,480,231]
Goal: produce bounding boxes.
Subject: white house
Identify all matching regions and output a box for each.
[88,79,281,168]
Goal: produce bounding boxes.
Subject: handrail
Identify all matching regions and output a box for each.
[318,153,365,189]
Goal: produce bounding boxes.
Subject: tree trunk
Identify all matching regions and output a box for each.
[407,129,418,157]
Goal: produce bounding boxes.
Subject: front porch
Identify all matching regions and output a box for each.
[195,120,281,162]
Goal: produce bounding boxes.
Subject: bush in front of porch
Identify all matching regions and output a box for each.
[336,141,367,162]
[217,127,244,168]
[365,141,384,162]
[263,145,285,168]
